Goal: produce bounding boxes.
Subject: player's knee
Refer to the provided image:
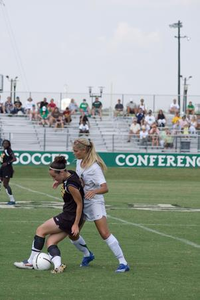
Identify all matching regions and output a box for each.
[36,224,46,236]
[99,230,110,240]
[3,182,8,188]
[69,235,79,241]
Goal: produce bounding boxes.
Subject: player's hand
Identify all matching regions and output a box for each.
[2,163,7,167]
[71,224,79,236]
[85,190,96,199]
[52,181,59,189]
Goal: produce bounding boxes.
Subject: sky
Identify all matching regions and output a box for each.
[0,0,200,102]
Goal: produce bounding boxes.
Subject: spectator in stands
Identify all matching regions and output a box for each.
[79,99,90,117]
[160,127,173,149]
[169,99,179,114]
[172,112,181,128]
[114,99,124,117]
[39,106,49,127]
[186,101,195,115]
[49,107,63,128]
[183,123,189,136]
[30,104,38,121]
[0,103,4,114]
[145,110,155,128]
[156,109,166,128]
[127,118,140,142]
[38,97,48,110]
[48,98,56,113]
[0,99,5,114]
[68,99,78,115]
[126,99,137,116]
[63,107,72,125]
[79,115,90,128]
[11,99,25,115]
[179,115,189,131]
[149,123,160,147]
[139,125,148,147]
[4,97,13,114]
[136,107,145,125]
[138,98,147,114]
[55,116,64,130]
[189,116,197,134]
[0,96,5,113]
[25,97,35,116]
[140,119,150,132]
[92,97,102,120]
[79,118,89,136]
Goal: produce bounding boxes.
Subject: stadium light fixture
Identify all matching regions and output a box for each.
[169,20,190,108]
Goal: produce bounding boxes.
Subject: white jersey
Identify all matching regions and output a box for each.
[76,160,107,221]
[76,160,106,201]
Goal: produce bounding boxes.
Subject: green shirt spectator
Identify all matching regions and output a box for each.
[79,99,90,116]
[186,101,195,115]
[92,97,103,120]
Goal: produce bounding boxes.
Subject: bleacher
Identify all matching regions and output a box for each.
[0,113,200,153]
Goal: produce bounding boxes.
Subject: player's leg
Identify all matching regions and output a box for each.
[47,232,68,273]
[94,217,130,273]
[14,218,63,269]
[4,177,16,205]
[69,221,94,267]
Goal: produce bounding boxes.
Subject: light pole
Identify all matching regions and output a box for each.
[169,20,189,108]
[13,76,18,102]
[183,76,192,113]
[6,75,18,103]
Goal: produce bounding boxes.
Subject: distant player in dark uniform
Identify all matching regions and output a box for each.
[14,156,85,274]
[0,140,16,205]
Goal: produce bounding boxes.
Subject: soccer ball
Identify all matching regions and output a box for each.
[32,253,51,271]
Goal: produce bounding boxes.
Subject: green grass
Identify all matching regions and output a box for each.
[0,166,200,300]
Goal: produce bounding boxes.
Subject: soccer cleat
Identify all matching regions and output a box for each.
[7,201,16,205]
[115,264,130,273]
[51,264,66,274]
[14,259,33,269]
[80,252,95,267]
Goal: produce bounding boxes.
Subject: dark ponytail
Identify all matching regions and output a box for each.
[49,156,67,172]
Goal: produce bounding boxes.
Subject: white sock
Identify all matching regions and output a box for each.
[70,236,90,257]
[27,241,40,264]
[104,234,127,265]
[5,189,15,202]
[51,256,61,269]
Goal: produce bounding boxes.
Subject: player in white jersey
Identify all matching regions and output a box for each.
[69,138,130,273]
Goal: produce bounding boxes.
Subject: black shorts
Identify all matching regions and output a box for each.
[0,165,14,179]
[53,212,83,235]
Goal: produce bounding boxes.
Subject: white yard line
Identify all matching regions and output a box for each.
[12,183,62,201]
[9,184,200,249]
[108,215,200,249]
[0,220,198,228]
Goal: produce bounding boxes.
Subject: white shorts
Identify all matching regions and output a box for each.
[83,199,107,221]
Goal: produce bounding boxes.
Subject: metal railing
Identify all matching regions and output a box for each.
[2,130,200,153]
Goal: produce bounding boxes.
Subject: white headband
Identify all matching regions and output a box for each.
[49,167,66,171]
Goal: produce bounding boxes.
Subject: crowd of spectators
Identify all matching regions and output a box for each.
[0,95,199,145]
[0,96,101,136]
[123,98,199,149]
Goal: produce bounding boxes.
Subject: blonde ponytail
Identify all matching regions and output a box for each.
[73,138,107,172]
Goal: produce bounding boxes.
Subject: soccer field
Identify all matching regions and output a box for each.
[0,166,200,300]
